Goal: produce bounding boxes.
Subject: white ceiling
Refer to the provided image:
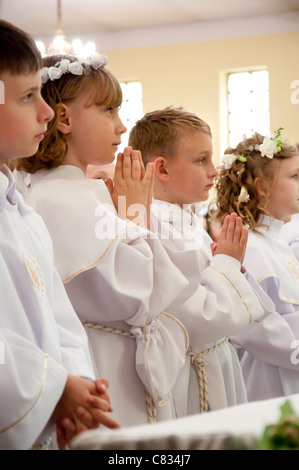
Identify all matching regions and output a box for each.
[1,0,299,50]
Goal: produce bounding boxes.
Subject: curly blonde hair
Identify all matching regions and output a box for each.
[12,54,122,174]
[213,132,298,232]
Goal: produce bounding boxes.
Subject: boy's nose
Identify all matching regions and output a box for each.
[39,97,54,123]
[44,102,54,122]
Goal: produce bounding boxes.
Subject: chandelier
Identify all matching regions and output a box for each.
[36,0,96,57]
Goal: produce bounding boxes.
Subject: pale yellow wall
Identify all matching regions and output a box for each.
[105,31,299,165]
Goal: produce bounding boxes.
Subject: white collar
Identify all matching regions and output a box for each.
[280,214,299,244]
[258,214,284,235]
[30,164,85,185]
[0,167,9,196]
[0,166,17,206]
[152,199,193,226]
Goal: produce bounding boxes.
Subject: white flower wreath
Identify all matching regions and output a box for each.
[222,128,284,170]
[221,153,247,170]
[238,186,250,204]
[222,154,238,170]
[258,128,284,159]
[258,135,278,159]
[41,54,108,85]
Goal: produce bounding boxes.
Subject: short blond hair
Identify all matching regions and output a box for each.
[129,107,212,165]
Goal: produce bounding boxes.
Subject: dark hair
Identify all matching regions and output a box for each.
[0,20,42,75]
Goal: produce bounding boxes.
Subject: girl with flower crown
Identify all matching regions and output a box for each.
[213,131,299,402]
[12,54,270,426]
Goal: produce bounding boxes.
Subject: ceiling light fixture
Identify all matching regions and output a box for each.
[36,0,97,57]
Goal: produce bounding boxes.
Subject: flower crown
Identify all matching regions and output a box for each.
[41,54,108,85]
[222,128,284,170]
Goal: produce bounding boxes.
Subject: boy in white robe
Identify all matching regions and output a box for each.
[14,60,272,424]
[213,130,299,401]
[128,107,274,413]
[0,20,119,450]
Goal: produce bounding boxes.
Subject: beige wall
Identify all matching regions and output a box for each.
[106,31,299,165]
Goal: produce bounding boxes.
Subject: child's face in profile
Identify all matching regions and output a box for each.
[61,89,126,171]
[0,70,53,165]
[266,155,299,220]
[163,130,217,207]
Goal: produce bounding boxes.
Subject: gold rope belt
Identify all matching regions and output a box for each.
[83,322,228,418]
[82,322,156,423]
[83,322,135,338]
[30,435,53,450]
[187,338,229,413]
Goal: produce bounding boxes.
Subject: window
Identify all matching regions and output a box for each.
[227,70,270,147]
[118,81,143,153]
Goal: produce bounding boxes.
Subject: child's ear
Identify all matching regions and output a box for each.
[56,103,72,135]
[254,177,269,198]
[154,156,170,182]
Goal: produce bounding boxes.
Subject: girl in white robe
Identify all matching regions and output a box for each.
[128,107,274,414]
[14,57,271,424]
[280,213,299,261]
[213,130,299,401]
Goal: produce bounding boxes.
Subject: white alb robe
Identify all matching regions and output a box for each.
[21,166,271,424]
[150,200,274,414]
[280,214,299,261]
[230,215,299,401]
[0,166,95,450]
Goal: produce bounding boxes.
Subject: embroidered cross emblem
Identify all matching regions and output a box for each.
[286,257,299,282]
[24,252,45,299]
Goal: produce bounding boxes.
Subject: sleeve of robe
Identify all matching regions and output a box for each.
[66,246,272,352]
[145,203,274,347]
[50,267,95,380]
[163,253,274,347]
[0,328,67,450]
[20,190,96,382]
[230,275,299,371]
